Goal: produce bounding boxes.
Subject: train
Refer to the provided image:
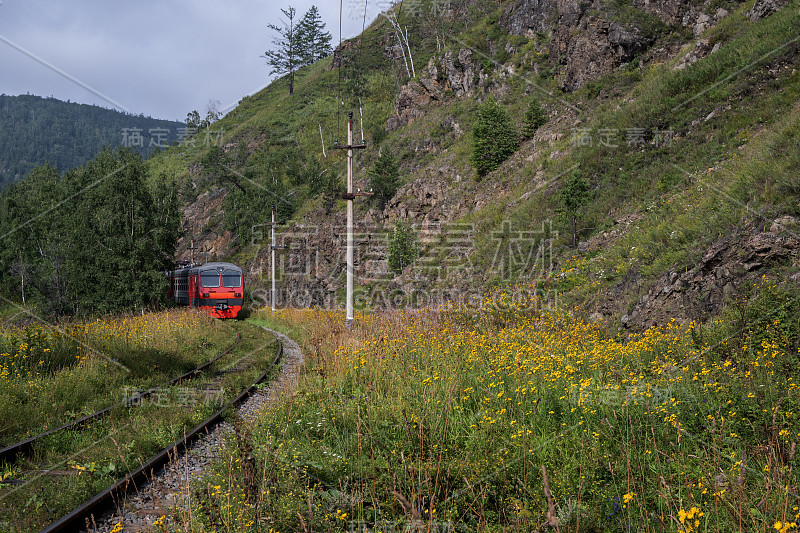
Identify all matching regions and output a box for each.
[166,261,244,319]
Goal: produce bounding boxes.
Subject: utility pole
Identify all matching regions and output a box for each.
[267,206,286,315]
[334,111,368,328]
[271,206,276,314]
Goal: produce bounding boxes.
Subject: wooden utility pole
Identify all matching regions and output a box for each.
[334,112,368,327]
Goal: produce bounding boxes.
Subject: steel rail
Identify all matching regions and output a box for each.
[0,332,242,465]
[38,332,283,533]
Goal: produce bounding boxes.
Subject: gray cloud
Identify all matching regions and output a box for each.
[0,0,370,120]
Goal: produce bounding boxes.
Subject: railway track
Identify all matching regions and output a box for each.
[33,324,294,533]
[0,333,243,466]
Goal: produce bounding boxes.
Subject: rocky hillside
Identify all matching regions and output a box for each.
[148,0,800,329]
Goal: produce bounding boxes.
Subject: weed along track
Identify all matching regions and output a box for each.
[0,332,242,467]
[82,326,303,533]
[0,316,285,532]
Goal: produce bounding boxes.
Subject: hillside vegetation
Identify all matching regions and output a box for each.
[190,291,798,531]
[147,0,800,328]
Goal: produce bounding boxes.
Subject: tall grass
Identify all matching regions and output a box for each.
[0,308,227,443]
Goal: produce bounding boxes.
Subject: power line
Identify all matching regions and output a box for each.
[337,0,343,137]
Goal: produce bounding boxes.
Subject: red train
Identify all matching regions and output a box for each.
[167,262,244,319]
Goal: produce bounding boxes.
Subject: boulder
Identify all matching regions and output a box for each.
[747,0,790,21]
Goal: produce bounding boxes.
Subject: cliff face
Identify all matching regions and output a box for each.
[387,0,788,130]
[386,0,707,130]
[387,48,485,131]
[500,0,701,91]
[498,0,790,91]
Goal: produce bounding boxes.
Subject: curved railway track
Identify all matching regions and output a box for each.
[0,332,243,466]
[38,325,289,533]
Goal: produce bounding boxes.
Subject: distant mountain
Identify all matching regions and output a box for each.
[0,94,185,187]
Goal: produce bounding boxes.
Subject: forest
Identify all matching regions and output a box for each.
[0,147,182,315]
[0,94,184,188]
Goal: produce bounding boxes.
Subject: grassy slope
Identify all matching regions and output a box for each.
[184,294,799,531]
[148,1,800,324]
[0,312,279,530]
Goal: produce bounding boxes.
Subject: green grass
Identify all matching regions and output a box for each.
[0,312,279,531]
[0,309,230,444]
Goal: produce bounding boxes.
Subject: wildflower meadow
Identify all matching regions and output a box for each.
[190,279,799,532]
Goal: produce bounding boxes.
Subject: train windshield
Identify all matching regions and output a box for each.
[200,272,221,287]
[222,271,241,288]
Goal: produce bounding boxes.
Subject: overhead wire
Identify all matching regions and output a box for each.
[358,0,368,143]
[337,0,343,141]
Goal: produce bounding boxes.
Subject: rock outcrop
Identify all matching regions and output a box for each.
[673,38,718,71]
[618,218,800,329]
[177,187,232,263]
[500,0,736,91]
[746,0,790,20]
[387,49,482,131]
[499,0,558,37]
[559,17,652,91]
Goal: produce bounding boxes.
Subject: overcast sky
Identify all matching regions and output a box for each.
[0,1,380,121]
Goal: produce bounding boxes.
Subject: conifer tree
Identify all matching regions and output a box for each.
[521,97,547,141]
[369,148,401,210]
[185,110,201,130]
[264,7,300,95]
[470,97,519,178]
[296,5,332,65]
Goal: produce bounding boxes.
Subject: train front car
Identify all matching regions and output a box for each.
[196,262,244,319]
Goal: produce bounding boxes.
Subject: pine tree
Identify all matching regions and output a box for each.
[369,148,401,210]
[470,97,519,178]
[521,97,547,141]
[185,110,201,130]
[264,7,300,95]
[296,5,332,66]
